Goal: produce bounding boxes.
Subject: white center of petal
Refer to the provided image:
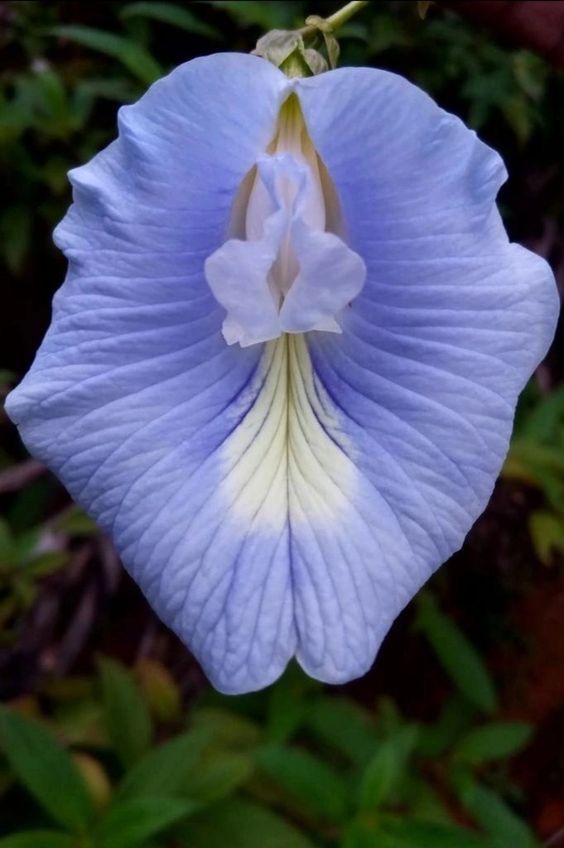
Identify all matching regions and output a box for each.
[204,95,366,348]
[221,334,356,530]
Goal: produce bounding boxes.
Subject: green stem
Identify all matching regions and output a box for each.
[325,0,370,30]
[300,0,369,36]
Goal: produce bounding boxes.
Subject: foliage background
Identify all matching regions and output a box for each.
[0,2,563,846]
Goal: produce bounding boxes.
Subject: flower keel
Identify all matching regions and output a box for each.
[204,95,366,347]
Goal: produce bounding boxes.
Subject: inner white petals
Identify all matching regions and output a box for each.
[204,95,366,348]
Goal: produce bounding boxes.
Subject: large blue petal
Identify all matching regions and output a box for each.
[6,58,558,693]
[292,68,558,681]
[6,54,296,694]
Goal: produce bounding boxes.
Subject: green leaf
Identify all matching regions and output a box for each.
[191,707,261,750]
[28,69,71,135]
[454,722,533,765]
[416,696,476,758]
[74,77,139,106]
[266,664,316,743]
[256,745,349,822]
[118,730,210,799]
[358,725,419,811]
[0,91,28,141]
[54,506,98,537]
[211,1,298,30]
[10,527,40,565]
[0,833,74,848]
[0,370,15,385]
[266,686,308,744]
[529,510,564,565]
[0,520,13,563]
[26,551,69,578]
[513,51,547,100]
[305,696,379,766]
[416,594,497,714]
[98,657,152,768]
[378,817,495,848]
[0,206,32,274]
[457,780,539,848]
[135,657,182,723]
[348,818,494,848]
[403,776,453,824]
[96,796,194,848]
[49,26,162,84]
[181,751,253,804]
[0,707,92,832]
[121,2,220,39]
[518,384,564,442]
[52,698,106,748]
[177,797,316,848]
[501,95,532,145]
[504,440,564,513]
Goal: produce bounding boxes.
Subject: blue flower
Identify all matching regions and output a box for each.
[5,54,558,693]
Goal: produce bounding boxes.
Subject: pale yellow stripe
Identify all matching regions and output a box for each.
[221,335,356,530]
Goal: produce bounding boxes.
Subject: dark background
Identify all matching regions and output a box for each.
[0,3,563,847]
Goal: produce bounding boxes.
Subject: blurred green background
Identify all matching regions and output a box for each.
[0,2,563,846]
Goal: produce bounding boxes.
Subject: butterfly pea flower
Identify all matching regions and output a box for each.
[6,53,558,694]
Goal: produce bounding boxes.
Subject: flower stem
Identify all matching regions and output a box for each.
[300,1,369,36]
[325,1,370,31]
